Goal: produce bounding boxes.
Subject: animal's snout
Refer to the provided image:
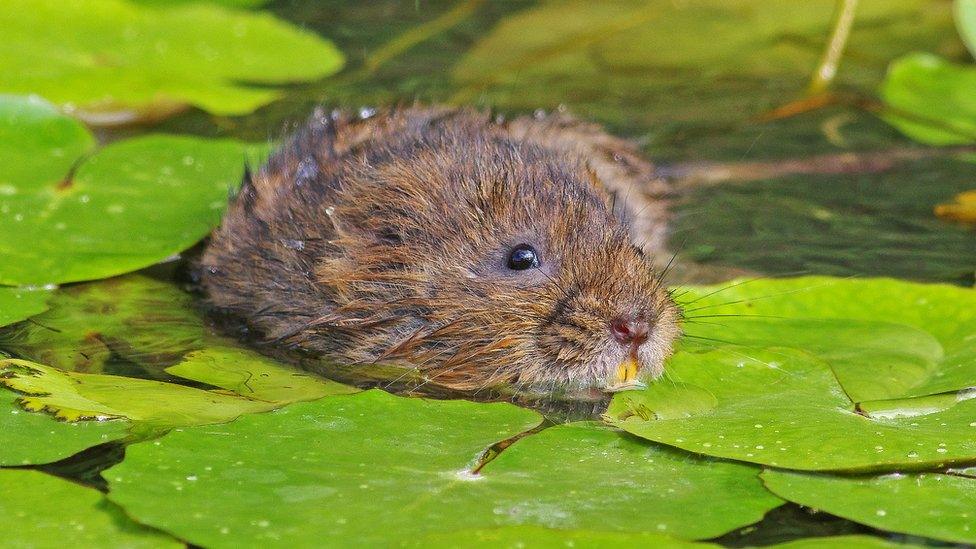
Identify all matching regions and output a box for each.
[610,315,649,346]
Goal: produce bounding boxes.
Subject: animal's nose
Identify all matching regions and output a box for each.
[610,316,649,346]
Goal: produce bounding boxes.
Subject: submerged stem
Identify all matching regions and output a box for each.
[808,0,859,95]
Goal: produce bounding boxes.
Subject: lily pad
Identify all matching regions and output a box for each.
[768,535,923,548]
[0,0,343,124]
[677,276,976,401]
[606,347,976,471]
[474,423,782,538]
[105,391,780,546]
[0,275,203,373]
[0,387,128,466]
[956,0,976,58]
[0,356,351,428]
[0,286,49,328]
[410,526,718,548]
[0,469,180,548]
[880,52,976,144]
[0,96,266,286]
[762,469,976,544]
[165,347,358,403]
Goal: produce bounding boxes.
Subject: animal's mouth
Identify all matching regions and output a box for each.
[602,356,648,393]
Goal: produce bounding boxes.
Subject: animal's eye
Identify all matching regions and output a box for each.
[507,244,540,271]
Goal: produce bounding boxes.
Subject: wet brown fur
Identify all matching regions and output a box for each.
[200,107,680,394]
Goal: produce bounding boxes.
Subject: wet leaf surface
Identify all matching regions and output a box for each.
[0,0,343,123]
[762,469,976,544]
[166,346,358,403]
[0,387,128,466]
[408,525,719,548]
[0,96,267,286]
[767,535,923,548]
[0,275,204,373]
[0,469,181,548]
[675,277,976,401]
[0,286,49,329]
[0,355,353,428]
[105,391,781,546]
[606,346,976,471]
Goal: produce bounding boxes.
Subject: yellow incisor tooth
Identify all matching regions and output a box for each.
[616,357,639,384]
[605,357,644,393]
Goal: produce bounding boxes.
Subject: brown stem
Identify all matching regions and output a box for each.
[662,145,976,190]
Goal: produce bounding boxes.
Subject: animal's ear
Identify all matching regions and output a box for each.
[229,161,258,214]
[584,163,609,195]
[587,163,628,222]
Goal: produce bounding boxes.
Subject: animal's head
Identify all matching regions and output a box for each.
[319,120,681,395]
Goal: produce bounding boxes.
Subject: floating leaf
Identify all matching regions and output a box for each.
[956,0,976,59]
[0,388,128,466]
[0,275,203,373]
[473,423,782,538]
[768,535,924,548]
[606,347,976,471]
[0,469,181,548]
[0,357,351,428]
[762,469,976,544]
[0,286,49,329]
[677,276,976,401]
[935,189,976,224]
[0,96,266,286]
[132,0,270,7]
[409,526,718,548]
[0,0,343,123]
[880,53,976,144]
[106,391,780,546]
[166,347,358,403]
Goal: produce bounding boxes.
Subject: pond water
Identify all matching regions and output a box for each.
[3,0,976,546]
[151,0,976,286]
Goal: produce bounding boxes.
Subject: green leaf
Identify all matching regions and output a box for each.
[606,347,976,471]
[0,356,352,428]
[105,391,780,546]
[0,94,95,189]
[767,535,925,548]
[475,423,783,538]
[762,469,976,544]
[0,275,356,397]
[0,387,128,466]
[409,526,719,548]
[0,286,49,328]
[0,274,206,373]
[677,276,976,401]
[131,0,270,8]
[165,347,358,403]
[0,469,180,548]
[880,53,976,144]
[0,96,266,286]
[956,0,976,59]
[0,0,343,123]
